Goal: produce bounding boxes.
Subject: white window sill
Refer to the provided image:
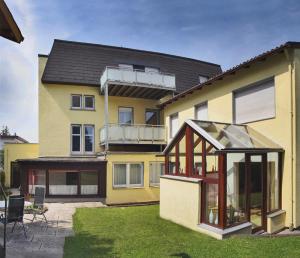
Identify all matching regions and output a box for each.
[113,186,144,190]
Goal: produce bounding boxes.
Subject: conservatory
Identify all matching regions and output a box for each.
[160,120,284,238]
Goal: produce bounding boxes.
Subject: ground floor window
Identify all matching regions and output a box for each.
[113,163,144,188]
[267,152,280,212]
[226,153,247,226]
[28,169,46,195]
[204,183,219,225]
[149,162,164,186]
[81,171,98,195]
[48,170,99,195]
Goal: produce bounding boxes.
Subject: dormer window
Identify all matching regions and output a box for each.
[199,75,208,84]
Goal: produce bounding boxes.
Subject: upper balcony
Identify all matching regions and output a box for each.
[100,66,176,99]
[100,123,166,145]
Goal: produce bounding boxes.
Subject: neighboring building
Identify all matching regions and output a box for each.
[3,143,38,188]
[0,0,24,43]
[159,42,300,237]
[0,134,28,150]
[0,134,28,173]
[14,39,221,204]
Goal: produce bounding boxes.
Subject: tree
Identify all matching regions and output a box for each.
[0,125,10,136]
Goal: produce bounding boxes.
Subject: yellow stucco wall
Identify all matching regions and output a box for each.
[39,57,161,157]
[163,52,299,228]
[3,143,39,187]
[160,176,201,231]
[106,153,164,204]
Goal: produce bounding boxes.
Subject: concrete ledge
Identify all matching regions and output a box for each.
[161,175,202,183]
[267,210,286,234]
[197,222,252,240]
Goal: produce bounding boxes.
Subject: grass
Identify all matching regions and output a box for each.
[64,205,300,258]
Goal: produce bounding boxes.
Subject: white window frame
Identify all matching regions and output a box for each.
[71,94,82,109]
[113,163,144,188]
[194,101,208,120]
[169,113,179,139]
[84,125,94,154]
[149,162,164,187]
[83,95,95,110]
[71,124,82,154]
[118,107,134,125]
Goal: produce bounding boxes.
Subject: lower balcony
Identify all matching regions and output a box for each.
[100,124,166,145]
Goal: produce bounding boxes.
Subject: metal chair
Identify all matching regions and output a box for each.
[0,195,27,238]
[28,187,48,223]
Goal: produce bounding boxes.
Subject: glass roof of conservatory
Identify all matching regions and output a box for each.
[187,120,283,151]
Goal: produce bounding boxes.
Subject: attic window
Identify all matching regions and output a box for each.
[199,75,208,83]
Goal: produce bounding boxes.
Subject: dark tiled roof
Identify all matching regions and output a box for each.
[41,39,222,93]
[159,41,300,108]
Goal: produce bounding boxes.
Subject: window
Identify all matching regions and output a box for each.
[234,78,275,124]
[113,163,144,188]
[84,95,95,110]
[205,183,219,225]
[170,113,179,138]
[71,125,81,153]
[145,109,159,125]
[199,75,208,83]
[195,102,208,120]
[71,95,82,109]
[267,152,280,212]
[119,64,133,70]
[84,125,94,153]
[119,107,133,124]
[145,67,159,73]
[149,162,164,186]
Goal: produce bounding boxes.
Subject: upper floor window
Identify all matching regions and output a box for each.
[145,67,159,73]
[195,102,208,120]
[145,109,159,125]
[170,113,179,138]
[84,125,94,153]
[71,124,94,154]
[71,125,81,153]
[233,78,275,124]
[119,107,133,125]
[119,64,133,70]
[199,75,208,84]
[71,95,82,109]
[84,95,95,110]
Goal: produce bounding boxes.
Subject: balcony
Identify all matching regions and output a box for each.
[100,66,176,99]
[100,124,166,145]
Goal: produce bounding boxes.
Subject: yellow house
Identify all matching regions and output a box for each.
[159,42,300,237]
[13,39,220,204]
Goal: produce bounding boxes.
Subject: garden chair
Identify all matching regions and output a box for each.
[0,195,27,238]
[27,186,48,224]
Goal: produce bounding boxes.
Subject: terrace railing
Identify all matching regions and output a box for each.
[100,123,166,145]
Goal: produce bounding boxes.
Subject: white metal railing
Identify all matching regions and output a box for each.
[100,123,166,144]
[100,66,176,92]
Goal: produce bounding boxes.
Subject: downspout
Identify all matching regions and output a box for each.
[104,81,109,152]
[285,48,295,230]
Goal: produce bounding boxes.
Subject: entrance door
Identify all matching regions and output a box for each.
[247,154,266,232]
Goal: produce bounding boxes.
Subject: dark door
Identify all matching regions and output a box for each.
[246,154,267,232]
[11,162,21,188]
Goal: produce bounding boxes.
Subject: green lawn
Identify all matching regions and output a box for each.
[64,205,300,258]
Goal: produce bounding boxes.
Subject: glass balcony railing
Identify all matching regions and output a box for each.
[100,66,176,92]
[100,123,166,145]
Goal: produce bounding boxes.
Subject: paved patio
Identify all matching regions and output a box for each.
[0,201,105,258]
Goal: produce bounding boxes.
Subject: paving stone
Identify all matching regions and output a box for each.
[3,201,105,257]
